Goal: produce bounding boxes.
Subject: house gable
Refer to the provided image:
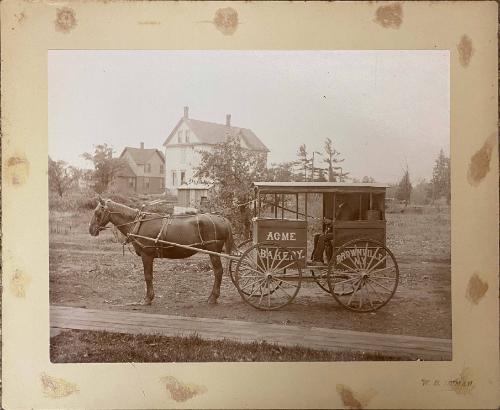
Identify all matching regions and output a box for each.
[163,111,269,152]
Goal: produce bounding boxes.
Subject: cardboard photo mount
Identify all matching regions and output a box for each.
[1,1,498,408]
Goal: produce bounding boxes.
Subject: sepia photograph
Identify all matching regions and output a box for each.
[2,1,498,408]
[48,50,451,363]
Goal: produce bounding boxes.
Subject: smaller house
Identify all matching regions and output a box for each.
[115,143,165,194]
[177,184,211,209]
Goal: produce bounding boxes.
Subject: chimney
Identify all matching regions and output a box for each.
[226,114,231,127]
[140,142,144,149]
[183,106,189,120]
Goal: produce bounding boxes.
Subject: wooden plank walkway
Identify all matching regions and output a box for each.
[50,305,452,360]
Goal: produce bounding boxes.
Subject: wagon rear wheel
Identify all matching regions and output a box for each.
[311,266,355,296]
[327,238,399,312]
[234,242,302,310]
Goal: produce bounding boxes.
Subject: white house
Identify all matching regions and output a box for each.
[162,107,269,193]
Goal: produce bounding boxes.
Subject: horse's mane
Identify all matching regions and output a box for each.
[106,200,139,216]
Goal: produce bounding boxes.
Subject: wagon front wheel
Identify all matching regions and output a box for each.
[327,238,399,312]
[234,242,302,310]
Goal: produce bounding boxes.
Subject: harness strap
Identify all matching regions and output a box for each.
[155,215,170,244]
[207,213,217,241]
[196,214,205,245]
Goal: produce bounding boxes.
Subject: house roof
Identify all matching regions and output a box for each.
[163,118,269,152]
[118,161,137,178]
[120,147,165,165]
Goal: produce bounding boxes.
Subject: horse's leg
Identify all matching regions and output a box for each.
[142,253,155,305]
[207,254,223,305]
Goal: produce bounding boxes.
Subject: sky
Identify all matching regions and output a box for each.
[48,50,449,184]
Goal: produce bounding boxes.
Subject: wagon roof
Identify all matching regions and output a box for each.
[253,181,388,193]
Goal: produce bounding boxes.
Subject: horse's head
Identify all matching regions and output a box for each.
[89,196,111,236]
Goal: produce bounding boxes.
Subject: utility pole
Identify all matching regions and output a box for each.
[311,151,322,182]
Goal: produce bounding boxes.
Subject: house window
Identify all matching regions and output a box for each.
[161,178,165,189]
[181,147,187,164]
[128,178,135,189]
[178,131,182,143]
[145,164,151,173]
[181,171,186,185]
[144,177,150,190]
[160,164,164,174]
[172,171,177,186]
[185,130,190,143]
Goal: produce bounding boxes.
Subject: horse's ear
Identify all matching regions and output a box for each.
[97,195,105,205]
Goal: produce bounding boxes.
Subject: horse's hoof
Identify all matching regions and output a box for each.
[207,297,218,305]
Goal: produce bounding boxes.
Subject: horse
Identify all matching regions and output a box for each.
[88,196,235,306]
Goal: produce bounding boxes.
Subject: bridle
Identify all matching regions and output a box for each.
[93,200,143,233]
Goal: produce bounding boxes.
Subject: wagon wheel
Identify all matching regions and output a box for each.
[234,242,302,310]
[311,266,331,293]
[229,239,276,297]
[228,239,252,280]
[327,238,399,312]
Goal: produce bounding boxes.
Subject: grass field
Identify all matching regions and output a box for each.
[51,329,415,363]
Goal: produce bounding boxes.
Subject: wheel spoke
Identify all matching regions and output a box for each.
[365,246,380,272]
[256,246,267,271]
[273,280,292,298]
[267,281,271,307]
[358,281,364,308]
[240,262,264,277]
[258,283,265,305]
[332,276,359,286]
[338,261,363,273]
[273,277,299,289]
[347,279,363,306]
[366,280,384,303]
[247,279,266,298]
[367,277,394,293]
[367,254,388,274]
[240,277,266,291]
[271,260,297,273]
[364,281,375,309]
[369,264,396,274]
[362,241,369,270]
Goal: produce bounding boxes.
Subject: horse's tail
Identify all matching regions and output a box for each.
[224,220,235,255]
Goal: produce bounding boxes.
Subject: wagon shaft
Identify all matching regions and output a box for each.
[127,233,240,261]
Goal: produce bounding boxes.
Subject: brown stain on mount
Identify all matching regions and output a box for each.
[457,35,474,67]
[374,3,403,29]
[55,7,77,33]
[466,272,488,305]
[10,269,30,298]
[336,384,376,409]
[41,373,79,398]
[467,133,496,187]
[161,376,207,402]
[448,367,475,395]
[6,154,29,186]
[213,7,238,35]
[15,12,26,24]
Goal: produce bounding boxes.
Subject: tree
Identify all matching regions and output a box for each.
[323,138,348,182]
[428,149,450,204]
[194,135,267,237]
[82,144,125,193]
[362,176,376,183]
[266,161,299,182]
[48,157,78,197]
[396,166,412,204]
[296,144,312,181]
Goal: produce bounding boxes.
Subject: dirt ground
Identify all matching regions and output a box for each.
[49,208,451,339]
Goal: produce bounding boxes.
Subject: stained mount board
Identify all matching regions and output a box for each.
[1,1,499,409]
